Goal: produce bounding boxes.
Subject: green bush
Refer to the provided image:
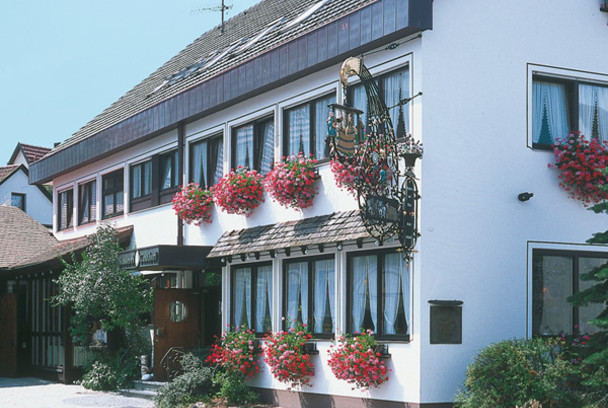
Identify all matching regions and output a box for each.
[455,338,580,408]
[154,353,216,408]
[80,360,123,391]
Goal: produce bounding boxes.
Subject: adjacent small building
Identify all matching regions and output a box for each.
[0,143,52,226]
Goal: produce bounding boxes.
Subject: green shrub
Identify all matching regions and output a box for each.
[80,360,123,391]
[455,338,580,408]
[154,353,216,408]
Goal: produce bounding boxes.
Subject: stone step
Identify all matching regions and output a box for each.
[132,380,168,391]
[118,388,158,400]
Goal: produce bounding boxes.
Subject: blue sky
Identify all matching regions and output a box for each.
[0,0,259,164]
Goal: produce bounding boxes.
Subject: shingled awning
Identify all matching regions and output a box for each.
[207,210,370,258]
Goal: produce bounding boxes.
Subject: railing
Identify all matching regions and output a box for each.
[159,347,185,381]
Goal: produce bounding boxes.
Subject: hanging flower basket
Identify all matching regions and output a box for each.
[263,321,315,389]
[264,154,320,209]
[327,330,390,391]
[330,157,359,196]
[171,183,214,225]
[213,167,265,216]
[549,132,608,206]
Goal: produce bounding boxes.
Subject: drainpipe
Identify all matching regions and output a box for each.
[177,123,185,247]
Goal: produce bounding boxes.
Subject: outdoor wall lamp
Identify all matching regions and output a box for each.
[301,245,308,255]
[269,250,276,258]
[518,192,534,202]
[337,241,343,251]
[318,244,324,253]
[240,254,246,262]
[356,238,363,248]
[285,247,291,257]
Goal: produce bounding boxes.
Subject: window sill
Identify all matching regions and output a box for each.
[102,212,124,221]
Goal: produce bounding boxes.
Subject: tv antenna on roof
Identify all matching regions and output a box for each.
[191,0,233,34]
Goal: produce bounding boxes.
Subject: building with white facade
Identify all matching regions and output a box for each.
[20,0,608,406]
[0,143,52,226]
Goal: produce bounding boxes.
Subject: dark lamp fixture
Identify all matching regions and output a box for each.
[336,241,343,251]
[240,254,246,262]
[269,250,276,258]
[221,257,227,266]
[285,247,291,257]
[318,244,324,253]
[254,252,260,260]
[301,245,308,255]
[356,238,363,248]
[518,192,534,202]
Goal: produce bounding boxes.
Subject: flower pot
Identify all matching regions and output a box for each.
[401,152,421,168]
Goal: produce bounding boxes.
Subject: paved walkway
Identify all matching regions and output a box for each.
[0,377,154,408]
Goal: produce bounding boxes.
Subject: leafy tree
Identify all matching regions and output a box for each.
[567,169,608,403]
[52,224,153,344]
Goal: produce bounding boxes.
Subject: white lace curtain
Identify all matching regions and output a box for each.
[233,268,252,329]
[235,125,254,169]
[351,255,377,333]
[255,265,273,332]
[579,84,608,142]
[383,253,410,335]
[532,81,569,144]
[313,259,335,333]
[259,121,274,174]
[287,105,310,156]
[286,262,308,329]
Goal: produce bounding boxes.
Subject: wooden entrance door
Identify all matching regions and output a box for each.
[0,293,18,377]
[153,289,200,381]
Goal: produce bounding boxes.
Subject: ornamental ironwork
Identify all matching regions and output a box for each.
[328,57,422,258]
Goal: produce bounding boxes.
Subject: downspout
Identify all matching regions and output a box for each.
[177,123,185,247]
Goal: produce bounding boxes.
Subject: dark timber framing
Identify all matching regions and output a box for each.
[30,0,433,185]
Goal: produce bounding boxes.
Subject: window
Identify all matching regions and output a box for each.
[131,161,152,200]
[347,250,411,339]
[283,256,335,336]
[102,170,124,219]
[532,75,608,148]
[159,150,179,191]
[10,193,25,211]
[348,67,410,139]
[78,180,96,225]
[232,117,274,174]
[283,94,335,159]
[532,249,606,336]
[129,149,180,212]
[231,263,273,334]
[57,189,74,230]
[190,134,223,187]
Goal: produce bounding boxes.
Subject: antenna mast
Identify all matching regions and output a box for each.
[191,0,233,34]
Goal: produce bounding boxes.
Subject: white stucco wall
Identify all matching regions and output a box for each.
[417,0,608,403]
[0,168,52,225]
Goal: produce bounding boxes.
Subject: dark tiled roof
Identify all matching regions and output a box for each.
[0,204,134,270]
[208,210,370,258]
[0,165,21,184]
[20,144,52,164]
[14,225,134,270]
[0,205,57,268]
[42,0,376,159]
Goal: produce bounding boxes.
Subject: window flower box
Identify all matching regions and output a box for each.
[213,167,265,216]
[172,183,214,225]
[264,154,320,210]
[263,322,315,389]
